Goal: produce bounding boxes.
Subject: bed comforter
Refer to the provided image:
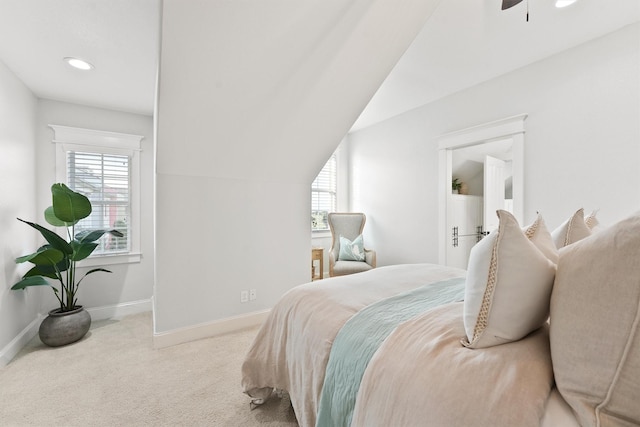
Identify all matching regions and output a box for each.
[241,264,554,427]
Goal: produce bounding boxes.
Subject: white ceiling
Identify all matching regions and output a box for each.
[0,0,637,122]
[352,0,640,130]
[0,0,160,116]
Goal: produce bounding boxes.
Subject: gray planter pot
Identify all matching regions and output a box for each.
[39,306,91,347]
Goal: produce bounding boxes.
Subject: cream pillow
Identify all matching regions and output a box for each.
[462,210,556,349]
[584,209,603,232]
[550,211,640,427]
[524,213,558,265]
[551,208,592,249]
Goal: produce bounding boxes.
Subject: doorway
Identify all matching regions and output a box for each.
[437,114,527,268]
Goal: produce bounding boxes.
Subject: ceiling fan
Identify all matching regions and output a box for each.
[502,0,528,21]
[501,0,524,9]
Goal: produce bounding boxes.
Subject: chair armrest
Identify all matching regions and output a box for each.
[328,249,337,265]
[365,249,376,268]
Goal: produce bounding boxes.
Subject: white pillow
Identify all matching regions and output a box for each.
[550,208,592,249]
[463,210,556,349]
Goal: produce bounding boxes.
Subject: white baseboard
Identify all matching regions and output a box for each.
[153,309,271,349]
[86,298,152,321]
[0,314,43,367]
[0,299,152,367]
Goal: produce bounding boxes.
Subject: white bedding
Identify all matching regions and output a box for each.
[241,263,578,426]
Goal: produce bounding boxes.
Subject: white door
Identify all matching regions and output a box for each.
[483,155,506,233]
[446,195,483,269]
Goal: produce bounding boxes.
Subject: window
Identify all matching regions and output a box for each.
[67,151,130,254]
[311,153,337,232]
[50,125,143,265]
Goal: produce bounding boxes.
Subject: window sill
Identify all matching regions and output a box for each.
[312,231,332,239]
[77,252,142,268]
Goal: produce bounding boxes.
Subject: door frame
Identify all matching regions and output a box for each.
[437,114,527,266]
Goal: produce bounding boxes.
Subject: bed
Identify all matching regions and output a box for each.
[242,210,640,427]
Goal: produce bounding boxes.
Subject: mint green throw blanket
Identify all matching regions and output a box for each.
[315,277,466,427]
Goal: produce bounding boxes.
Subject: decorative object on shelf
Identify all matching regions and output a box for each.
[11,183,123,347]
[459,182,469,195]
[452,178,462,194]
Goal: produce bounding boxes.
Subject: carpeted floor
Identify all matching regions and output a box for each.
[0,312,298,426]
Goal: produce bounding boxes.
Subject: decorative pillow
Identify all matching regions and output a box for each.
[524,213,559,265]
[584,209,603,232]
[338,234,365,262]
[550,208,592,249]
[550,211,640,427]
[462,210,556,349]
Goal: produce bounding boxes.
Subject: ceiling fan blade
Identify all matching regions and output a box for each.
[502,0,524,10]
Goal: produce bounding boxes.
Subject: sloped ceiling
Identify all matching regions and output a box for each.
[0,0,637,124]
[352,0,640,130]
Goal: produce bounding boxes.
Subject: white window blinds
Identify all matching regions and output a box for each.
[311,154,337,231]
[67,151,130,254]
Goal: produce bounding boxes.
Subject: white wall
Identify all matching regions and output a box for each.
[34,100,155,314]
[0,60,40,362]
[154,0,441,336]
[348,23,640,266]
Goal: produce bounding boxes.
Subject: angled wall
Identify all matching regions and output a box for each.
[154,0,440,338]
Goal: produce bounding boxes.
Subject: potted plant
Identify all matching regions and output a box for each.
[452,178,462,194]
[11,183,123,347]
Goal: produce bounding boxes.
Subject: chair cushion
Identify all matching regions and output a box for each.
[332,260,373,276]
[339,234,365,261]
[550,211,640,427]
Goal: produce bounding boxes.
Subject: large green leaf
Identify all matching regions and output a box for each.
[17,218,73,255]
[76,229,124,243]
[23,264,60,280]
[11,276,52,290]
[78,268,112,284]
[32,245,70,273]
[70,241,99,261]
[16,248,64,266]
[44,206,71,227]
[84,268,112,277]
[51,183,92,223]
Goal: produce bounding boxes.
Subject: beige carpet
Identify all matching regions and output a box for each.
[0,312,298,426]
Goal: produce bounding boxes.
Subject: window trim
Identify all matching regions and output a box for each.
[50,124,144,266]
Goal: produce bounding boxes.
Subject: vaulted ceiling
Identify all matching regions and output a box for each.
[0,0,638,127]
[352,0,640,129]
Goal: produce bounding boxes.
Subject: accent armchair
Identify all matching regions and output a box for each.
[328,212,377,277]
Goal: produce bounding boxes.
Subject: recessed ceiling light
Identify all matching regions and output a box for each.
[555,0,578,8]
[63,57,94,71]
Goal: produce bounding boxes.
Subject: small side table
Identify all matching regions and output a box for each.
[311,247,324,281]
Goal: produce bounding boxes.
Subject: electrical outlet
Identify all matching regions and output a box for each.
[240,290,249,303]
[249,289,257,301]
